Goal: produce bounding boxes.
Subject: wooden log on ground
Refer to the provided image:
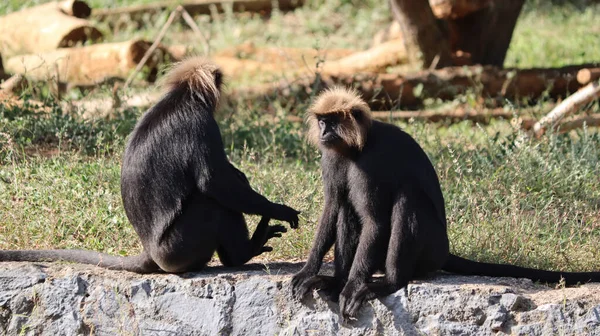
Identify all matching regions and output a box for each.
[323,39,407,74]
[372,22,403,46]
[532,81,600,137]
[212,41,404,80]
[0,1,102,58]
[234,63,596,110]
[0,75,27,95]
[215,43,356,65]
[577,68,600,85]
[65,91,161,119]
[44,0,92,18]
[429,0,492,19]
[370,106,515,123]
[554,114,600,133]
[213,56,276,78]
[4,40,170,88]
[93,0,305,22]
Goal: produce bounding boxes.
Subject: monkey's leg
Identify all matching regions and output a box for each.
[207,165,300,228]
[348,192,444,305]
[338,198,394,319]
[150,193,220,273]
[317,205,362,302]
[216,214,286,267]
[291,203,338,301]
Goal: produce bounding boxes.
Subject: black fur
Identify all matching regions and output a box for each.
[292,118,600,320]
[0,61,299,273]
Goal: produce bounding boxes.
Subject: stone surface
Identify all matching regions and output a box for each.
[0,262,599,335]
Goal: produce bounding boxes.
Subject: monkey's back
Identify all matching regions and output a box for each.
[360,120,447,227]
[120,89,217,242]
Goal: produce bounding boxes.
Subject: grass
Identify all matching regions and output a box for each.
[1,0,600,273]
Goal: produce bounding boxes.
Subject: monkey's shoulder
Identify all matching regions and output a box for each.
[364,121,428,159]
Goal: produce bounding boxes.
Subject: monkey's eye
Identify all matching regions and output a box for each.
[351,108,362,121]
[318,119,326,129]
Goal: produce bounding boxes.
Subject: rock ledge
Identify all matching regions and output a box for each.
[1,262,599,335]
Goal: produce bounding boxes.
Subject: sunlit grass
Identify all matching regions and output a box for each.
[0,0,599,272]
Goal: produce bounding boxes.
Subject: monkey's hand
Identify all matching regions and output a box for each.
[339,280,373,322]
[274,205,300,229]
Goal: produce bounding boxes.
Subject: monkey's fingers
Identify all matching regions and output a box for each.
[255,246,273,256]
[291,274,320,301]
[339,295,355,324]
[345,286,370,319]
[269,224,287,233]
[289,215,300,229]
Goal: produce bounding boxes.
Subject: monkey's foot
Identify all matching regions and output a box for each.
[314,276,341,302]
[267,224,287,239]
[339,280,374,322]
[253,224,287,257]
[291,271,321,302]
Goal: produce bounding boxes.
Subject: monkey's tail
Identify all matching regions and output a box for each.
[443,254,600,285]
[0,249,159,274]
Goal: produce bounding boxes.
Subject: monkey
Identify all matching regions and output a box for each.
[0,57,300,273]
[291,87,600,320]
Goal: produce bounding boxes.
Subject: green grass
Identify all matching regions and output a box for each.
[1,1,600,273]
[2,101,600,271]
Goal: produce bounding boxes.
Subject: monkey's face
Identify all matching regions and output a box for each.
[307,87,373,153]
[316,111,365,153]
[317,115,343,147]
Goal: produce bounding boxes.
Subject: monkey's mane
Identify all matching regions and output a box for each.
[162,57,222,106]
[306,87,372,151]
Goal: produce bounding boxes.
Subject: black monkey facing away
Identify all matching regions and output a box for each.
[291,87,600,320]
[0,58,300,273]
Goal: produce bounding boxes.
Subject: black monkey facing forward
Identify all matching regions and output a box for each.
[291,87,600,320]
[0,58,300,273]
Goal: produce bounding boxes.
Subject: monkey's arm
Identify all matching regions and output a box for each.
[204,162,299,227]
[300,200,338,274]
[291,196,338,300]
[195,122,299,226]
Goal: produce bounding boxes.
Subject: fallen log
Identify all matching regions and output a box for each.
[43,0,92,18]
[554,114,600,133]
[532,81,600,137]
[4,40,169,88]
[215,43,356,65]
[93,0,305,22]
[323,39,407,74]
[0,1,102,58]
[0,75,27,95]
[370,106,515,123]
[213,41,405,78]
[65,91,161,119]
[577,68,600,85]
[372,22,403,47]
[521,114,600,133]
[234,63,597,110]
[213,56,277,78]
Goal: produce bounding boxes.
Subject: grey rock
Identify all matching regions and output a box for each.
[232,277,278,336]
[0,262,599,335]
